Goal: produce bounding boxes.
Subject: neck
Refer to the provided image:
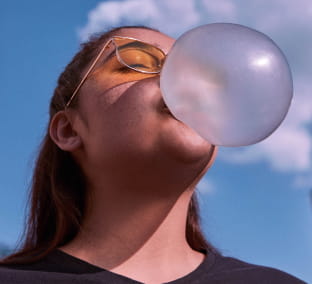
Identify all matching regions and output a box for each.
[59,182,206,283]
[59,151,213,283]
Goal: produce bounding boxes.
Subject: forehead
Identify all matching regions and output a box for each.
[109,28,175,55]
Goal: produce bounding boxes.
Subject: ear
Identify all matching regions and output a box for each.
[49,111,82,152]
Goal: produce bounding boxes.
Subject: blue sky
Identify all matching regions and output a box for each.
[1,0,312,282]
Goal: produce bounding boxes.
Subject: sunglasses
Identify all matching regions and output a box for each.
[65,36,166,108]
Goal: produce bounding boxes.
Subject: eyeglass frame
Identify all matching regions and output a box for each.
[65,36,166,108]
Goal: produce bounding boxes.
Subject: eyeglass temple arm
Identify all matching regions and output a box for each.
[65,39,113,108]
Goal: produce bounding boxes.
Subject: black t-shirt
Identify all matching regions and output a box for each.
[0,249,306,283]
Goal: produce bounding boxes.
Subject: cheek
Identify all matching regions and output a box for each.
[89,81,161,158]
[107,85,159,147]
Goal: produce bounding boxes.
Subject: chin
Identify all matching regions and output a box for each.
[161,121,215,165]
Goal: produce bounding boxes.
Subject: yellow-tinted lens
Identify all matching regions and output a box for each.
[89,37,166,92]
[114,37,165,73]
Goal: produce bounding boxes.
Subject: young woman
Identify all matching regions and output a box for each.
[0,26,305,284]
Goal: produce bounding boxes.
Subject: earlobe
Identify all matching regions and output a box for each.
[49,111,82,152]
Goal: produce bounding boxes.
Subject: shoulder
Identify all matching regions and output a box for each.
[0,265,41,284]
[206,253,306,284]
[0,253,78,284]
[0,265,81,284]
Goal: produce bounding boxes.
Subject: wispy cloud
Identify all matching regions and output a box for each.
[196,177,215,195]
[293,174,312,189]
[79,0,200,41]
[78,0,312,186]
[201,0,237,21]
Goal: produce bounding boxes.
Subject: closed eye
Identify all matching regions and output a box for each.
[128,63,149,69]
[115,64,150,73]
[115,66,135,73]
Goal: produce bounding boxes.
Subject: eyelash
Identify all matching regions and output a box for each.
[116,66,134,73]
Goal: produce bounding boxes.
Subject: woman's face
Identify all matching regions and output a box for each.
[74,28,216,185]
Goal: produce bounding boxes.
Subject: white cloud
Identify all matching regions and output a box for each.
[78,0,202,41]
[247,0,312,33]
[220,124,311,172]
[79,0,159,41]
[78,0,312,181]
[201,0,237,21]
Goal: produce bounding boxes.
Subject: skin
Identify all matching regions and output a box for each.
[50,28,218,284]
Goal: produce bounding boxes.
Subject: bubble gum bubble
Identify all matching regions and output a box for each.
[160,23,293,146]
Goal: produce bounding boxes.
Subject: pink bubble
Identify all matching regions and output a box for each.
[160,23,293,146]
